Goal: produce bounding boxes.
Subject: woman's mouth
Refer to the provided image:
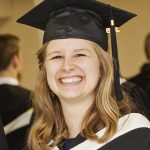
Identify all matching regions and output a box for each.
[60,76,82,84]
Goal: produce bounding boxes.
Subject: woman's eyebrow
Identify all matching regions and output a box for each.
[46,50,62,57]
[46,48,91,57]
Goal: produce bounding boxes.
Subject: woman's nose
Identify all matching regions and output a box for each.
[61,58,76,72]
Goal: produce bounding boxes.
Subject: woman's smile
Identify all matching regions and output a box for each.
[59,76,82,84]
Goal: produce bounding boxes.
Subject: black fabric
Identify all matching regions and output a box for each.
[99,128,150,150]
[17,0,136,49]
[56,128,150,150]
[128,63,150,119]
[0,84,32,150]
[122,81,150,120]
[58,134,86,150]
[43,7,108,50]
[17,0,137,28]
[0,116,9,150]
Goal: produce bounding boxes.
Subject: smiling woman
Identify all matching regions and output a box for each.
[31,39,128,148]
[17,0,150,150]
[45,39,100,103]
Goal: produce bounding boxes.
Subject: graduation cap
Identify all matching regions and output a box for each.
[17,0,137,101]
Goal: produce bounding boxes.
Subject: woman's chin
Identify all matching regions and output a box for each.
[58,92,84,102]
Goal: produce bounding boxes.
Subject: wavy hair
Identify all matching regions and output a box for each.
[28,41,133,150]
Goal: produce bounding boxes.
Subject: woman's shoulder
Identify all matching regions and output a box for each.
[95,113,150,140]
[74,113,150,150]
[99,129,150,150]
[109,113,150,142]
[98,113,150,150]
[118,113,150,129]
[50,113,150,150]
[79,113,150,150]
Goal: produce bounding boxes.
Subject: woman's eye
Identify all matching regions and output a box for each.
[51,56,63,59]
[75,54,87,57]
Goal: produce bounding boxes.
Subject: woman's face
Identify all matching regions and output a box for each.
[45,39,101,102]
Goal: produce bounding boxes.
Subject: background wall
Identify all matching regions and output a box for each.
[0,0,150,90]
[100,0,150,78]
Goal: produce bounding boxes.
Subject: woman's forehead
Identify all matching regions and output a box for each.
[47,38,96,51]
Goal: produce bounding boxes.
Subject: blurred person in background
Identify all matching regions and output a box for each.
[0,115,9,150]
[0,34,33,150]
[129,33,150,119]
[121,78,150,120]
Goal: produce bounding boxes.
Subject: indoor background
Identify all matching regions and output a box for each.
[0,0,150,90]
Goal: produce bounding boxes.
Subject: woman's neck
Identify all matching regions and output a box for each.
[60,96,94,138]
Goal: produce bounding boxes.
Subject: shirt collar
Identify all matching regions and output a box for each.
[0,77,19,85]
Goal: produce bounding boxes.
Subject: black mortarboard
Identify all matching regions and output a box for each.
[17,0,137,101]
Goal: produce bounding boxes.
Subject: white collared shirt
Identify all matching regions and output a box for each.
[0,77,19,86]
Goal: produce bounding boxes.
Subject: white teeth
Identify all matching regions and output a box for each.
[61,77,81,83]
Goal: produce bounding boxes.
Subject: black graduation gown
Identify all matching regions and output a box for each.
[52,113,150,150]
[128,63,150,118]
[122,81,150,120]
[0,116,9,150]
[0,84,32,150]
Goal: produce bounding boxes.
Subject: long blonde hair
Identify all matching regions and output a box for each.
[28,41,133,150]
